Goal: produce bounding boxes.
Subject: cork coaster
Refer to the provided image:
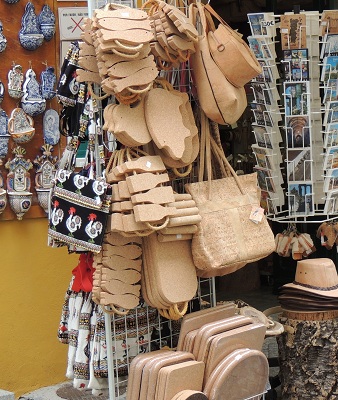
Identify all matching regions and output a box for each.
[107,55,155,78]
[126,172,170,194]
[102,103,117,132]
[203,348,268,400]
[78,56,99,73]
[80,18,94,45]
[76,69,102,84]
[167,35,196,53]
[157,233,193,242]
[159,2,198,41]
[176,304,236,351]
[131,186,175,205]
[204,323,266,383]
[150,41,177,65]
[79,42,96,56]
[108,65,158,94]
[193,316,253,361]
[96,17,152,32]
[98,28,154,45]
[138,351,195,400]
[118,155,166,175]
[146,353,197,400]
[99,292,140,310]
[145,88,191,160]
[94,7,148,21]
[160,12,187,39]
[104,231,142,246]
[133,203,176,223]
[94,37,146,56]
[101,278,141,296]
[144,233,197,305]
[101,254,142,272]
[161,225,198,235]
[127,350,172,400]
[122,213,150,233]
[112,96,152,146]
[174,390,208,400]
[102,243,142,259]
[101,268,141,284]
[110,200,133,212]
[142,243,171,308]
[102,44,151,66]
[156,361,204,400]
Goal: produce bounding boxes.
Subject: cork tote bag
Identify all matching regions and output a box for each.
[188,2,247,125]
[185,112,275,277]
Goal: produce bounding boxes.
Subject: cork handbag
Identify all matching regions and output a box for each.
[185,112,275,277]
[188,2,247,125]
[204,4,262,88]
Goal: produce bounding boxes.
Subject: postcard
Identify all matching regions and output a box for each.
[250,102,273,127]
[287,149,312,181]
[260,190,277,214]
[284,82,310,116]
[321,10,338,36]
[248,13,276,37]
[251,144,274,169]
[285,116,311,148]
[251,82,273,105]
[283,49,309,81]
[321,56,338,82]
[324,122,338,147]
[323,168,338,192]
[324,100,338,125]
[324,189,338,214]
[252,125,273,148]
[280,14,307,50]
[320,34,338,58]
[247,37,274,60]
[288,182,314,215]
[323,146,338,169]
[254,167,276,193]
[323,79,338,103]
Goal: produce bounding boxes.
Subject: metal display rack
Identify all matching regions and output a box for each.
[83,1,269,399]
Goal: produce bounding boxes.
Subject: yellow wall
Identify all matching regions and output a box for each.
[0,218,78,397]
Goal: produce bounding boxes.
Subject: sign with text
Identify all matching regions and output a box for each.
[58,7,88,41]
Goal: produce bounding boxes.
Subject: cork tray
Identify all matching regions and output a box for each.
[203,348,269,400]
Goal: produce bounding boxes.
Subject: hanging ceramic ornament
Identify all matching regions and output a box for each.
[0,109,10,158]
[41,65,56,100]
[0,79,5,104]
[8,64,24,99]
[34,143,58,214]
[0,21,7,52]
[38,4,55,42]
[5,146,33,220]
[43,109,60,145]
[19,2,44,51]
[21,67,46,116]
[8,107,35,144]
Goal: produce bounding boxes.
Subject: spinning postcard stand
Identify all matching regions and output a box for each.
[248,8,338,223]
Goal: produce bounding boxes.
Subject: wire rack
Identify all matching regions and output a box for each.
[83,1,269,399]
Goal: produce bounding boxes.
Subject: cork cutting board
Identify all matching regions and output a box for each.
[176,303,236,351]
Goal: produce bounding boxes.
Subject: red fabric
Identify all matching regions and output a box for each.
[71,253,95,292]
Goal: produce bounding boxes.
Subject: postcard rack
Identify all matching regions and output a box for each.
[248,9,338,223]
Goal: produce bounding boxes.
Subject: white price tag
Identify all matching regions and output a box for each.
[249,206,265,224]
[146,161,152,168]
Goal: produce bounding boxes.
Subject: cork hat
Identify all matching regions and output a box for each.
[282,258,338,298]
